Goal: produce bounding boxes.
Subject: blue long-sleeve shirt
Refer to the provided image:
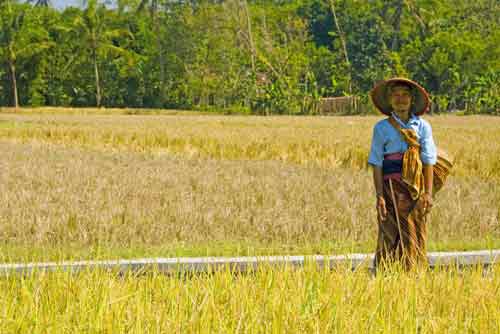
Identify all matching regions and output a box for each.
[368,113,437,167]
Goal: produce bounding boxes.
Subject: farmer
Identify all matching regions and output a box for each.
[368,78,437,271]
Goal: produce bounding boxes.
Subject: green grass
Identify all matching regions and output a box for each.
[1,265,500,333]
[2,239,500,264]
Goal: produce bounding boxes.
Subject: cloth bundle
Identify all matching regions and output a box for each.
[387,117,452,198]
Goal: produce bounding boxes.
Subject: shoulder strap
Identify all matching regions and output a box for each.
[386,116,420,148]
[387,116,402,131]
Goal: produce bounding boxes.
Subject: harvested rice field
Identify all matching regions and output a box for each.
[1,109,500,332]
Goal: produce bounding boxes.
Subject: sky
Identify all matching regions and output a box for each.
[50,0,83,9]
[49,0,116,9]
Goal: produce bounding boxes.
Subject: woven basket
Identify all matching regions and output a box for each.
[433,148,453,194]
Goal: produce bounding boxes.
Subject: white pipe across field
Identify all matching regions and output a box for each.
[1,250,499,276]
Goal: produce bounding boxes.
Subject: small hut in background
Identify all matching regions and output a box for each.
[318,96,360,114]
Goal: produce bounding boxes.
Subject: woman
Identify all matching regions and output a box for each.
[368,77,437,270]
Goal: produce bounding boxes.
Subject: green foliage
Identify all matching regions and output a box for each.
[0,0,497,113]
[0,1,54,106]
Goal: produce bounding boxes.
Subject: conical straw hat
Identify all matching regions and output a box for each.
[370,77,430,116]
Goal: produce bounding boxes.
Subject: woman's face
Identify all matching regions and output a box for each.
[389,85,412,113]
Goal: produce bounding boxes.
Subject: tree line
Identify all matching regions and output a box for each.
[1,0,498,114]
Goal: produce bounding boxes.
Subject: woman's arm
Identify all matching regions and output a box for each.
[420,120,436,214]
[368,123,387,221]
[372,166,387,221]
[423,164,433,195]
[422,164,433,214]
[373,166,384,198]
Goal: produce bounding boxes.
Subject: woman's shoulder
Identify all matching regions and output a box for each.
[414,115,432,131]
[374,117,391,130]
[373,118,392,133]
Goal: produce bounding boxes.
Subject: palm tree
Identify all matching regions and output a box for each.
[74,0,134,107]
[0,0,52,108]
[329,0,351,94]
[381,0,429,51]
[0,1,23,108]
[136,0,167,105]
[27,0,51,7]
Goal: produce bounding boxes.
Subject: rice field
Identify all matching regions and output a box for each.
[1,109,500,332]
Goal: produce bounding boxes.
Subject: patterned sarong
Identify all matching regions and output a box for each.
[374,164,428,271]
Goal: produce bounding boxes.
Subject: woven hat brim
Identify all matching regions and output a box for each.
[370,78,430,116]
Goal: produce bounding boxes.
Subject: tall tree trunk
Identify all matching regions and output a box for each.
[329,0,352,94]
[406,0,428,39]
[153,0,166,106]
[93,49,102,107]
[261,11,273,53]
[391,0,404,51]
[137,0,165,106]
[155,21,166,106]
[242,0,256,73]
[8,59,19,109]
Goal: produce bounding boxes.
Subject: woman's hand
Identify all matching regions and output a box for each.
[376,195,387,222]
[421,192,433,215]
